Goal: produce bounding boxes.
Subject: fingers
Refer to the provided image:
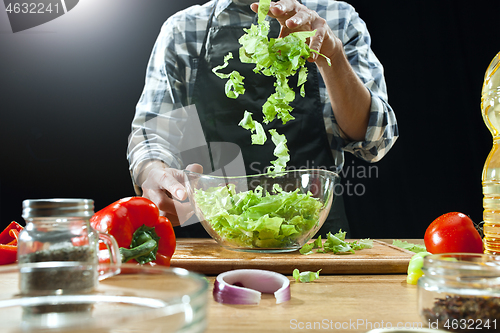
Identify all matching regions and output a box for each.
[251,0,321,39]
[160,201,195,227]
[250,0,334,63]
[308,20,328,60]
[284,7,315,30]
[173,201,196,225]
[251,0,299,24]
[251,0,321,30]
[144,187,194,227]
[145,189,195,226]
[143,167,186,200]
[270,0,309,29]
[142,164,203,227]
[186,163,203,174]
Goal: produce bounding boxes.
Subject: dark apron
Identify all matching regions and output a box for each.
[175,0,350,237]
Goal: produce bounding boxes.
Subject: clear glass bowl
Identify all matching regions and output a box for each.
[184,168,339,253]
[418,253,500,332]
[0,262,208,333]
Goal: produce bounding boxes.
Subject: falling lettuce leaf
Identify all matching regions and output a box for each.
[268,129,290,174]
[238,111,267,145]
[212,0,331,173]
[238,110,256,131]
[272,183,283,193]
[293,268,321,283]
[212,52,246,99]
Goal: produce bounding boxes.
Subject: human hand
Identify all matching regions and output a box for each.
[250,0,342,64]
[141,163,203,226]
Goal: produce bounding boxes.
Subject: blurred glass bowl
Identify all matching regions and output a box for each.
[0,262,208,333]
[185,168,339,253]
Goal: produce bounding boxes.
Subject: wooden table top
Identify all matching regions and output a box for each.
[170,238,416,275]
[205,274,425,333]
[0,239,428,333]
[195,238,427,333]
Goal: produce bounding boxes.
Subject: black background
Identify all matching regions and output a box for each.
[0,0,498,239]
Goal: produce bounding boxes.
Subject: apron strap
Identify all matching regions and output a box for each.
[199,0,218,61]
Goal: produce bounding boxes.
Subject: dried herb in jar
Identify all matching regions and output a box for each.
[19,245,96,293]
[422,295,500,332]
[19,245,97,314]
[18,245,94,263]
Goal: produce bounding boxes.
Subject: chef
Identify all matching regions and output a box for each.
[127,0,398,237]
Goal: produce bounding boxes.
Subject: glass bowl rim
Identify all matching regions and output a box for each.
[423,252,500,271]
[0,262,208,299]
[184,168,340,180]
[0,263,209,332]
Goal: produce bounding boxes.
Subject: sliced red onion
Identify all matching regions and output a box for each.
[213,269,291,305]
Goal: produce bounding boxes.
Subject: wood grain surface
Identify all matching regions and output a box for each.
[170,238,416,275]
[205,274,426,333]
[0,267,427,333]
[0,240,428,333]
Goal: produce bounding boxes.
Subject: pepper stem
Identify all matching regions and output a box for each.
[120,225,161,264]
[120,238,157,263]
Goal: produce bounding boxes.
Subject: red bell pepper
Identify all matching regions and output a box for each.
[0,245,17,265]
[0,221,24,265]
[90,197,176,266]
[8,229,20,245]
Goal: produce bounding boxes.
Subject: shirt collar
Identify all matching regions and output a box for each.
[214,0,255,18]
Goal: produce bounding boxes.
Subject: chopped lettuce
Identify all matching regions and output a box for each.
[293,268,321,283]
[212,52,245,99]
[212,0,330,173]
[268,129,289,174]
[193,184,323,248]
[350,238,375,251]
[299,235,322,255]
[393,239,427,253]
[299,230,373,255]
[238,111,267,145]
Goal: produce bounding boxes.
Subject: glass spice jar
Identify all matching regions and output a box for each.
[418,253,500,332]
[17,199,121,297]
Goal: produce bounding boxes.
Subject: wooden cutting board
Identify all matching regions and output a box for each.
[170,238,416,275]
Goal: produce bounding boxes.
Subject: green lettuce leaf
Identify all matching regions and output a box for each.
[349,238,374,251]
[323,231,354,254]
[300,230,373,255]
[238,111,267,145]
[257,0,270,25]
[267,129,290,174]
[212,52,245,99]
[193,184,323,249]
[212,0,331,173]
[238,110,256,131]
[299,235,322,255]
[293,268,321,283]
[393,240,427,253]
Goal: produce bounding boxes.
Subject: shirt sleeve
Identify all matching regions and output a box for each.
[127,18,188,184]
[326,3,399,163]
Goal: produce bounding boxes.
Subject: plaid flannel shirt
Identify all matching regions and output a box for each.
[127,0,399,184]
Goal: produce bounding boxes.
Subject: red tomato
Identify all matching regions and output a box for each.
[424,212,483,254]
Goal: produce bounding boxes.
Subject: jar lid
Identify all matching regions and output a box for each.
[22,199,94,218]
